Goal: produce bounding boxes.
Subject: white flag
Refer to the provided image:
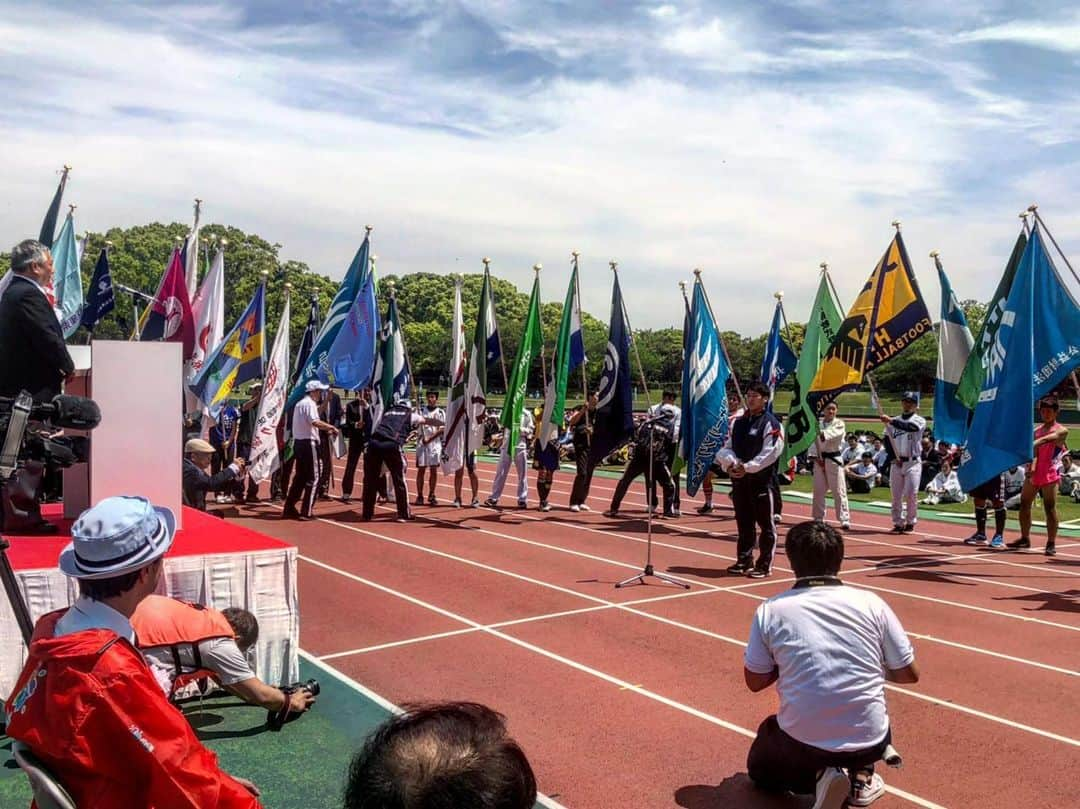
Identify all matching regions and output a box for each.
[441,280,467,474]
[248,294,291,484]
[187,246,226,416]
[184,205,201,301]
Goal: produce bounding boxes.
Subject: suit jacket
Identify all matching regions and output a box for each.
[0,275,75,402]
[182,457,237,511]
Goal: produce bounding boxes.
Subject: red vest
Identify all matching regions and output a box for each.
[131,595,237,693]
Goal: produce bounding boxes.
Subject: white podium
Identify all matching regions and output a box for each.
[62,340,184,527]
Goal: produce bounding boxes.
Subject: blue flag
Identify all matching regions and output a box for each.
[588,274,634,464]
[325,267,380,390]
[292,296,321,387]
[287,236,369,406]
[958,226,1080,490]
[52,213,84,338]
[189,282,266,420]
[932,256,974,445]
[80,248,115,330]
[759,300,798,396]
[682,278,731,496]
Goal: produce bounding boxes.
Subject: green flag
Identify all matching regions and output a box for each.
[500,274,544,450]
[955,229,1027,411]
[539,265,585,449]
[782,274,843,463]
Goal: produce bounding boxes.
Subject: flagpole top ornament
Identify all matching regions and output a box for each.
[284,282,293,292]
[533,263,542,275]
[365,224,373,234]
[678,280,686,293]
[482,257,491,268]
[692,268,702,278]
[1027,203,1038,213]
[62,164,72,173]
[219,238,228,247]
[891,220,901,231]
[104,240,113,248]
[68,204,77,214]
[609,260,618,272]
[929,250,939,258]
[174,235,183,244]
[819,261,828,272]
[774,290,783,300]
[1019,211,1029,220]
[571,250,580,259]
[260,269,270,280]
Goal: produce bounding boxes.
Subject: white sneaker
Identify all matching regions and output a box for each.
[811,768,850,809]
[569,505,581,512]
[848,773,885,806]
[579,504,592,512]
[840,522,850,530]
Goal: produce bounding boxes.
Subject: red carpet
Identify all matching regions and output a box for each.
[6,504,293,571]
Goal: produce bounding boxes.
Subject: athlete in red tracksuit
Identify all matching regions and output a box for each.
[5,610,260,808]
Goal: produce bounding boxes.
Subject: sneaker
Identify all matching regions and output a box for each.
[470,498,480,508]
[848,772,886,807]
[569,504,581,513]
[725,561,752,575]
[452,498,462,508]
[427,495,438,506]
[662,510,676,519]
[1007,537,1031,551]
[696,503,714,515]
[340,494,351,504]
[964,533,987,546]
[988,534,1005,550]
[811,767,849,809]
[484,497,499,508]
[840,522,850,530]
[415,496,425,506]
[903,523,915,533]
[890,525,905,534]
[539,502,552,512]
[604,509,620,518]
[747,566,771,579]
[773,514,782,524]
[672,508,681,517]
[517,500,528,509]
[578,504,592,512]
[1045,542,1057,557]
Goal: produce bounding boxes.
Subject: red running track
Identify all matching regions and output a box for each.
[223,459,1080,808]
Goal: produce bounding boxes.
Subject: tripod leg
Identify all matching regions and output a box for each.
[614,573,646,588]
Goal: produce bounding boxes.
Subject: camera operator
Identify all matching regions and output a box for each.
[0,240,75,402]
[131,595,315,719]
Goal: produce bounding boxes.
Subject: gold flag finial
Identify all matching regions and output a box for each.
[533,263,542,275]
[1027,203,1038,213]
[609,260,618,272]
[774,290,784,301]
[692,267,702,278]
[891,219,901,232]
[365,224,373,235]
[929,250,939,258]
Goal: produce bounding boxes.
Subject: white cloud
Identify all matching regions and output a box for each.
[955,18,1080,53]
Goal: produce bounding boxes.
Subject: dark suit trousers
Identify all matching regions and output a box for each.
[731,474,776,568]
[284,438,320,517]
[362,440,408,520]
[569,443,594,506]
[341,434,366,497]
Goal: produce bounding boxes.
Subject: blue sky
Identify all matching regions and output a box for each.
[2,1,1078,331]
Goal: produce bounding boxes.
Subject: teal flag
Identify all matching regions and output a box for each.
[52,213,83,338]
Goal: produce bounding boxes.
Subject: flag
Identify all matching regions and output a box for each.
[588,274,634,464]
[958,225,1080,490]
[184,205,201,301]
[808,232,932,412]
[372,292,411,423]
[466,269,497,453]
[759,299,798,394]
[539,266,586,449]
[293,296,321,387]
[932,255,975,445]
[248,293,291,484]
[485,277,503,373]
[51,213,84,338]
[673,287,694,476]
[501,274,544,450]
[326,264,379,390]
[75,233,88,268]
[140,248,196,359]
[442,280,467,473]
[39,168,69,247]
[956,230,1026,411]
[682,276,731,496]
[189,282,266,419]
[287,236,369,406]
[782,274,843,463]
[189,245,226,379]
[80,248,115,330]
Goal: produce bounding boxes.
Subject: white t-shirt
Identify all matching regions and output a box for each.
[143,637,256,692]
[745,584,914,752]
[292,396,320,441]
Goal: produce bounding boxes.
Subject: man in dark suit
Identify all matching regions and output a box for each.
[317,388,343,499]
[0,240,75,401]
[183,438,245,511]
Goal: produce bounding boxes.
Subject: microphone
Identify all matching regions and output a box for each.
[37,395,102,430]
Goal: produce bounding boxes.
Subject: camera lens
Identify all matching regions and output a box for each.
[304,678,320,696]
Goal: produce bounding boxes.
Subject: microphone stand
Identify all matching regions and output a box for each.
[616,418,690,590]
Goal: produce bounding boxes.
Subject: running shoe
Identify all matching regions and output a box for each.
[903,523,915,533]
[427,495,438,506]
[452,499,462,508]
[988,534,1005,550]
[1045,542,1057,556]
[811,767,849,809]
[604,509,620,518]
[773,514,782,524]
[696,503,714,515]
[1007,536,1031,551]
[414,496,425,506]
[517,500,528,509]
[840,522,850,530]
[848,772,886,806]
[747,566,771,579]
[539,502,552,512]
[470,498,480,508]
[569,505,581,513]
[578,504,592,512]
[725,560,752,575]
[484,497,499,508]
[963,533,987,546]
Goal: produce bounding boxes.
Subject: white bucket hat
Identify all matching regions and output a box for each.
[58,496,176,580]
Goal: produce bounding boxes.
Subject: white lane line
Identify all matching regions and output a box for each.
[299,649,571,809]
[297,561,946,809]
[305,522,1080,747]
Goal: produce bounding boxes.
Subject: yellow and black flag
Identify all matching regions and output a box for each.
[807,232,932,412]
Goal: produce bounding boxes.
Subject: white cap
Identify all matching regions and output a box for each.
[305,380,330,393]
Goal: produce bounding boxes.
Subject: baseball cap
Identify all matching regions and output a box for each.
[901,391,920,403]
[59,496,176,580]
[305,380,330,393]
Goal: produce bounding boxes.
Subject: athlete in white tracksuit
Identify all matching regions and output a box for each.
[810,402,850,528]
[880,392,926,532]
[487,410,535,507]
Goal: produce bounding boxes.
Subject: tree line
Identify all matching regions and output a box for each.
[3,222,985,395]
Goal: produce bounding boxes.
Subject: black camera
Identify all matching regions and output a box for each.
[266,679,320,731]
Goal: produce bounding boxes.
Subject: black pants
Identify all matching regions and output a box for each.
[283,438,320,517]
[362,440,409,520]
[610,449,674,513]
[769,467,782,517]
[341,434,367,497]
[731,473,776,568]
[748,715,890,795]
[279,452,296,500]
[317,433,333,496]
[651,445,681,512]
[569,443,594,506]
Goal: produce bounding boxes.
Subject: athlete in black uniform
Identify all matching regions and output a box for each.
[361,399,441,522]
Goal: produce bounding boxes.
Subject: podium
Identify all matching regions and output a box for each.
[62,340,183,527]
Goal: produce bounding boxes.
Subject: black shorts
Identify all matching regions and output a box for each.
[968,474,1005,501]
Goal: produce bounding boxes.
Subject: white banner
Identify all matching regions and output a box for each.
[248,295,290,483]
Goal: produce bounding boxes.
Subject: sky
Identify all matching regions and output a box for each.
[2,0,1078,332]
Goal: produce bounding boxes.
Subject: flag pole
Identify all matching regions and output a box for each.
[1019,210,1031,237]
[695,268,744,408]
[482,257,510,393]
[612,260,652,409]
[387,279,415,399]
[534,263,547,385]
[1028,204,1080,285]
[572,251,592,442]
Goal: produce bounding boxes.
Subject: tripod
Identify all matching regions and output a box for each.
[615,420,690,590]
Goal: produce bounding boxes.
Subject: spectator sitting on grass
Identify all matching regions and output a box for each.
[1058,453,1080,502]
[844,452,878,495]
[344,702,537,809]
[922,460,967,506]
[744,520,919,809]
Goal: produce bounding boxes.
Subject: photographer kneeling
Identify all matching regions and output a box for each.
[132,595,315,723]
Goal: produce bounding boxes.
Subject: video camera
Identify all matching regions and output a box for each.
[266,678,320,731]
[1,392,102,478]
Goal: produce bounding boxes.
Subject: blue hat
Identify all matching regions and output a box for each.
[59,496,176,580]
[902,391,920,403]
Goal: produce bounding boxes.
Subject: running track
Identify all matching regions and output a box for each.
[226,459,1080,808]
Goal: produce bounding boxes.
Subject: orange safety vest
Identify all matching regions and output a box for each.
[131,594,237,694]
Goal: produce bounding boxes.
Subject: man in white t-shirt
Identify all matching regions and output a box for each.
[744,520,919,808]
[283,381,340,520]
[486,409,535,508]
